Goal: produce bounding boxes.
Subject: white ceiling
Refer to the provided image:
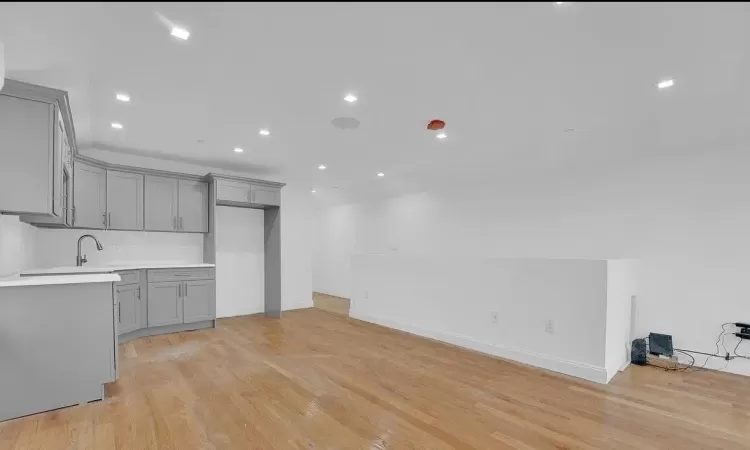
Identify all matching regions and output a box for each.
[1,3,749,203]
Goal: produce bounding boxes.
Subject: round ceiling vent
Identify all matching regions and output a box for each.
[331,117,360,130]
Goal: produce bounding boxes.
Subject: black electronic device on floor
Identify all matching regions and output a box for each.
[648,333,674,357]
[631,338,647,365]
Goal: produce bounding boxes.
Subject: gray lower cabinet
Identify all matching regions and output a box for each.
[116,284,141,335]
[147,281,183,327]
[107,170,144,230]
[144,175,179,231]
[74,161,107,229]
[183,280,216,323]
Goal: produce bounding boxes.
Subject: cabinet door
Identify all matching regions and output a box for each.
[178,180,208,232]
[183,280,215,323]
[116,284,141,335]
[107,170,144,230]
[215,179,251,204]
[144,176,178,231]
[73,162,107,229]
[147,282,183,327]
[0,95,54,215]
[51,110,65,217]
[250,185,280,206]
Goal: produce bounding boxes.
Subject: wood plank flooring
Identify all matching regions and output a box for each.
[312,292,350,316]
[2,308,750,449]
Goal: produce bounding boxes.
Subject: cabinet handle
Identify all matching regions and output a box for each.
[178,284,181,297]
[108,212,112,228]
[103,213,107,228]
[118,302,121,323]
[184,283,188,297]
[180,217,183,230]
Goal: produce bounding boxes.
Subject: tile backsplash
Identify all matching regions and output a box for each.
[33,228,203,268]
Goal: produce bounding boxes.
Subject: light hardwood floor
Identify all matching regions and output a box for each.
[2,308,750,449]
[312,291,350,316]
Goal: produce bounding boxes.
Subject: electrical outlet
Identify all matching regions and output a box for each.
[545,320,555,334]
[491,311,499,324]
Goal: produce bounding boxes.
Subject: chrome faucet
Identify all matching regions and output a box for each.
[76,234,104,266]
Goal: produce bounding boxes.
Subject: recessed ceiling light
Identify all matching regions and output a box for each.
[116,93,130,102]
[311,189,317,193]
[344,93,358,103]
[259,128,270,136]
[170,27,190,40]
[234,147,244,153]
[377,172,385,177]
[657,79,675,89]
[318,164,327,170]
[436,132,447,140]
[111,122,123,129]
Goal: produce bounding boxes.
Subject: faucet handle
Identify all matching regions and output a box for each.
[81,254,87,264]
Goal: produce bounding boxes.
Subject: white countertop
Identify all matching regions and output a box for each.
[0,273,121,288]
[21,262,215,276]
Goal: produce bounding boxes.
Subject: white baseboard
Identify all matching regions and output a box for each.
[351,312,609,384]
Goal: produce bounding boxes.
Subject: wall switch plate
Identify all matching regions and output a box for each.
[491,311,499,324]
[545,320,555,334]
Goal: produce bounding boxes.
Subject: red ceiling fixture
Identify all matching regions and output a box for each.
[427,119,445,131]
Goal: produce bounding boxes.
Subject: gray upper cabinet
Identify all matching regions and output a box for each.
[73,162,107,229]
[214,176,282,208]
[0,90,55,215]
[178,180,208,233]
[215,179,251,204]
[183,280,216,323]
[250,184,281,206]
[147,281,183,327]
[116,284,141,335]
[144,176,178,232]
[107,170,144,231]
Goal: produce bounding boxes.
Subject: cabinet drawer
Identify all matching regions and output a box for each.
[147,268,215,282]
[115,270,140,286]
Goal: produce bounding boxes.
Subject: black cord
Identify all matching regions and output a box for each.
[733,339,750,360]
[673,349,696,372]
[642,323,744,374]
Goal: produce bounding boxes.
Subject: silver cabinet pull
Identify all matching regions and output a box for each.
[108,212,112,228]
[180,217,183,230]
[184,283,188,297]
[103,213,107,228]
[118,302,121,323]
[178,283,181,297]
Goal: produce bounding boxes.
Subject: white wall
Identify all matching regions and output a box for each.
[352,255,610,383]
[215,206,265,318]
[312,146,750,377]
[605,260,638,381]
[33,228,203,268]
[0,215,36,277]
